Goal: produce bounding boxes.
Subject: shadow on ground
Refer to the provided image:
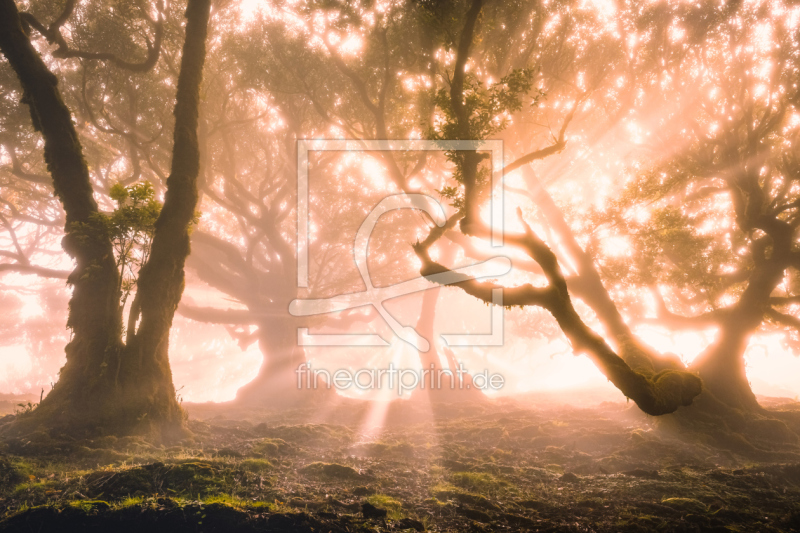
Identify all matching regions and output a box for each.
[2,393,800,532]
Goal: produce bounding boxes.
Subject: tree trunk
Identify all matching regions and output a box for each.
[412,243,485,403]
[416,285,444,374]
[0,0,122,436]
[233,315,331,406]
[121,0,212,437]
[0,0,212,439]
[690,323,759,411]
[689,250,787,412]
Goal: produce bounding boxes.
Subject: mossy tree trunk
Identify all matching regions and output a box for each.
[0,0,212,438]
[117,0,212,437]
[0,0,123,435]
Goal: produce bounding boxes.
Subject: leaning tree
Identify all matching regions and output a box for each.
[411,0,800,453]
[411,0,704,416]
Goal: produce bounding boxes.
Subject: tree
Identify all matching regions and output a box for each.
[581,1,800,416]
[176,1,467,404]
[0,0,212,438]
[412,0,703,416]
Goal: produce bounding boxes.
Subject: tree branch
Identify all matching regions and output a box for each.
[178,302,259,325]
[0,263,70,279]
[766,307,800,331]
[19,0,164,72]
[414,206,702,415]
[502,97,582,174]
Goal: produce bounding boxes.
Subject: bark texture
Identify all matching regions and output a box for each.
[0,0,212,438]
[121,0,213,436]
[0,0,122,434]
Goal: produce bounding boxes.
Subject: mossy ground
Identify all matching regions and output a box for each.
[1,393,800,532]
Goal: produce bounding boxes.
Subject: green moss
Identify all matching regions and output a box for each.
[79,460,237,499]
[13,480,59,501]
[252,438,289,456]
[67,500,111,513]
[202,494,242,508]
[350,441,415,458]
[246,501,276,512]
[300,462,362,480]
[0,457,25,491]
[239,458,272,473]
[365,494,404,520]
[431,487,499,511]
[76,446,129,464]
[661,497,708,513]
[115,496,144,509]
[450,471,505,492]
[258,424,354,446]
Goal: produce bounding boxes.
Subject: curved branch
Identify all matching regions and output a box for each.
[20,0,164,73]
[647,287,727,329]
[503,140,566,175]
[766,307,800,331]
[2,147,50,185]
[414,206,702,415]
[502,97,582,174]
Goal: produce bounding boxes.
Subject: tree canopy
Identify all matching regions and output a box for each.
[1,0,800,436]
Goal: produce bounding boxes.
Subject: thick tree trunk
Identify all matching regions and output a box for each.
[233,315,330,406]
[121,0,212,437]
[0,0,121,435]
[689,250,787,412]
[0,0,212,438]
[690,324,759,411]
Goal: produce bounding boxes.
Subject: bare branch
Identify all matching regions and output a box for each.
[770,295,800,306]
[178,302,259,325]
[2,147,50,185]
[502,97,583,174]
[766,307,800,332]
[648,287,727,328]
[20,0,164,72]
[0,263,70,278]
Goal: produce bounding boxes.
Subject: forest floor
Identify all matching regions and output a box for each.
[1,392,800,532]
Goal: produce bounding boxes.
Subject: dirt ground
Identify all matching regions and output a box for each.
[1,392,800,532]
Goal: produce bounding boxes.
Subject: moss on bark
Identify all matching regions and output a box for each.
[0,0,212,440]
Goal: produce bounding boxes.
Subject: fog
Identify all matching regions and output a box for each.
[2,0,800,410]
[4,1,800,530]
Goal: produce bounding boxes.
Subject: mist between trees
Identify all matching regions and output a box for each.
[0,0,799,446]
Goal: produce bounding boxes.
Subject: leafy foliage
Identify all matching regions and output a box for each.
[430,68,539,141]
[104,181,161,307]
[432,68,540,208]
